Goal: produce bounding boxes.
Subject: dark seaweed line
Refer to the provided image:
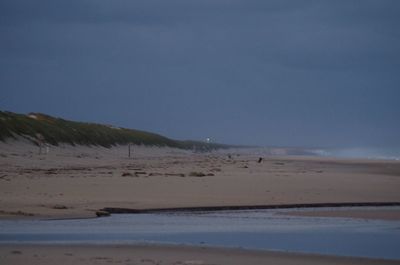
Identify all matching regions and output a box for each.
[100,202,400,215]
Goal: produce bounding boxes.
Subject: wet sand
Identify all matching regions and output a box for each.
[282,208,400,221]
[1,244,399,265]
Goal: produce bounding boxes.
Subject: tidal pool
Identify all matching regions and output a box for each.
[1,208,400,260]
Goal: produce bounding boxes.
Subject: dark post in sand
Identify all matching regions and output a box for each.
[128,143,133,158]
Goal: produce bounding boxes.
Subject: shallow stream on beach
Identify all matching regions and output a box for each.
[1,207,400,260]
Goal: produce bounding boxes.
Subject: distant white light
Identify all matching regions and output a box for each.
[206,138,211,143]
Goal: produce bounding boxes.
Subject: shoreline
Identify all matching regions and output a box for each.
[280,208,400,221]
[2,202,400,221]
[100,202,400,214]
[1,243,399,265]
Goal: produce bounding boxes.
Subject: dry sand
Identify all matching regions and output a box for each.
[1,244,399,265]
[1,140,400,220]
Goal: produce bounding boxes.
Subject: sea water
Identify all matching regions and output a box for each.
[1,208,400,260]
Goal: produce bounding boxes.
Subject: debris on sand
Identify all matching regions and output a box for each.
[165,173,186,177]
[52,205,68,210]
[189,172,206,177]
[96,210,110,217]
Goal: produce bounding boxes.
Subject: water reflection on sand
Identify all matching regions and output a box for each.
[1,207,400,260]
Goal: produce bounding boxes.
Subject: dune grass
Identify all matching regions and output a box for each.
[0,111,228,150]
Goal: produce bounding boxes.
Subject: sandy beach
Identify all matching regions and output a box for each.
[1,141,400,264]
[1,244,399,265]
[1,140,400,220]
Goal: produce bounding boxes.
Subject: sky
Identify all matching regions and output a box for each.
[1,0,399,148]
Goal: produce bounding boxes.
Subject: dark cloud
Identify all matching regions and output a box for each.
[1,0,399,148]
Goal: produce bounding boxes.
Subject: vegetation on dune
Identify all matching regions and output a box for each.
[0,111,229,150]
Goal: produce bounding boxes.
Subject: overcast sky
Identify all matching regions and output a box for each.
[1,0,399,148]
